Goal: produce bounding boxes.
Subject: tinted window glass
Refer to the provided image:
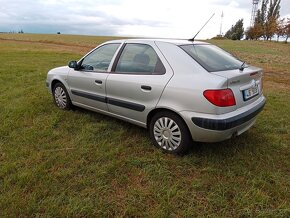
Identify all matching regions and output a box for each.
[81,43,120,72]
[181,44,245,72]
[115,44,165,74]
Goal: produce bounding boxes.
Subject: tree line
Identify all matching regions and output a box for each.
[224,0,290,43]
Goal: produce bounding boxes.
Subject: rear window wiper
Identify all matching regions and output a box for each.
[239,61,246,71]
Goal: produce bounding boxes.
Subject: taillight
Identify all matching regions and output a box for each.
[203,89,236,107]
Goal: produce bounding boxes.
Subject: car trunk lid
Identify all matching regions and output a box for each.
[211,66,263,109]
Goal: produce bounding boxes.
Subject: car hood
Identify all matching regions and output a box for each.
[49,66,69,73]
[48,66,70,77]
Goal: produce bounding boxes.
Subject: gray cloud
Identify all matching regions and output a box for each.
[0,0,168,35]
[0,0,289,37]
[212,0,290,16]
[280,0,290,16]
[212,0,251,9]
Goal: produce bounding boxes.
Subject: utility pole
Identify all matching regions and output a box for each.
[250,0,259,27]
[219,11,224,36]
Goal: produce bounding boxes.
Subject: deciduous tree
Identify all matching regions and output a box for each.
[285,18,290,43]
[225,19,244,40]
[251,0,281,40]
[246,22,264,40]
[276,18,285,41]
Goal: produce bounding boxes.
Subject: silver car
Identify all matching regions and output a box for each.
[46,39,266,154]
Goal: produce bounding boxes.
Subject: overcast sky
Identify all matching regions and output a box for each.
[0,0,289,39]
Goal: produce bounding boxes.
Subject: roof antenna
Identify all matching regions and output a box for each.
[189,13,215,42]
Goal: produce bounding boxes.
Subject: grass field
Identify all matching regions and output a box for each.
[0,33,289,217]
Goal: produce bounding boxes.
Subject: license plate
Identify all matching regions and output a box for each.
[243,85,259,101]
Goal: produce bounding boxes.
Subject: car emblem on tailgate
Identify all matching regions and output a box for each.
[230,80,240,85]
[251,79,257,87]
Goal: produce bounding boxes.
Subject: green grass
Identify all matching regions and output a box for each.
[0,34,289,217]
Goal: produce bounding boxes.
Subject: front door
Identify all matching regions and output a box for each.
[68,43,121,111]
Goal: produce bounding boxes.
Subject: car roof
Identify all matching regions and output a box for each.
[104,38,209,46]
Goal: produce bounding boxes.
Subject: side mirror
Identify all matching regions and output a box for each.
[68,61,78,69]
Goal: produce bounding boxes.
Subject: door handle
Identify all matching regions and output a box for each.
[95,80,103,85]
[141,85,152,91]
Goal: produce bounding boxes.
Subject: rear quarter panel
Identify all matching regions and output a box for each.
[155,41,233,115]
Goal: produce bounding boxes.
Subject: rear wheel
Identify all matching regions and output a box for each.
[52,83,72,110]
[149,111,192,154]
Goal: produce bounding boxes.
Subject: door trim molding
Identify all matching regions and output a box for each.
[71,89,145,112]
[71,90,107,103]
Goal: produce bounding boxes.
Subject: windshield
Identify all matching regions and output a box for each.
[180,44,246,72]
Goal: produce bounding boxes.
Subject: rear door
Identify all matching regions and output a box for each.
[106,42,173,124]
[68,43,121,111]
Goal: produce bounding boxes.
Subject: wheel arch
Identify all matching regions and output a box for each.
[50,79,73,102]
[147,107,193,154]
[146,107,187,129]
[51,78,69,93]
[51,79,62,92]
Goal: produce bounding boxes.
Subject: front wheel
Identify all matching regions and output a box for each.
[149,111,192,155]
[52,83,72,110]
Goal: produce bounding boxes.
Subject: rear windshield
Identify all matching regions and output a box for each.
[180,44,245,72]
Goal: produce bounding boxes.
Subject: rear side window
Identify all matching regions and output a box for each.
[180,44,245,72]
[115,44,166,74]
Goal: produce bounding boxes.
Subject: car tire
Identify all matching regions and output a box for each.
[52,82,72,110]
[149,111,192,155]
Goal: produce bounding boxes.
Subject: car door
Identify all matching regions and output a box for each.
[106,42,174,125]
[68,43,121,111]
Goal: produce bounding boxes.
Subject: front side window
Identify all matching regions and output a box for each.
[81,43,120,72]
[115,44,165,74]
[181,44,246,72]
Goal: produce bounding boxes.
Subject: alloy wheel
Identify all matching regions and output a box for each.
[54,86,67,109]
[153,117,182,151]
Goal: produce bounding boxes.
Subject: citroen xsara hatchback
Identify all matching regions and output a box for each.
[46,39,266,154]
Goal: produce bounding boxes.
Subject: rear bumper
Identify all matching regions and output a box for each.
[191,97,266,130]
[180,95,266,142]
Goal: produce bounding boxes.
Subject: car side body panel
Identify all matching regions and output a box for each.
[155,41,234,115]
[68,70,109,111]
[106,41,174,124]
[47,66,70,93]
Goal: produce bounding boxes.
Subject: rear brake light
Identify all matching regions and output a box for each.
[203,89,236,107]
[250,72,258,76]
